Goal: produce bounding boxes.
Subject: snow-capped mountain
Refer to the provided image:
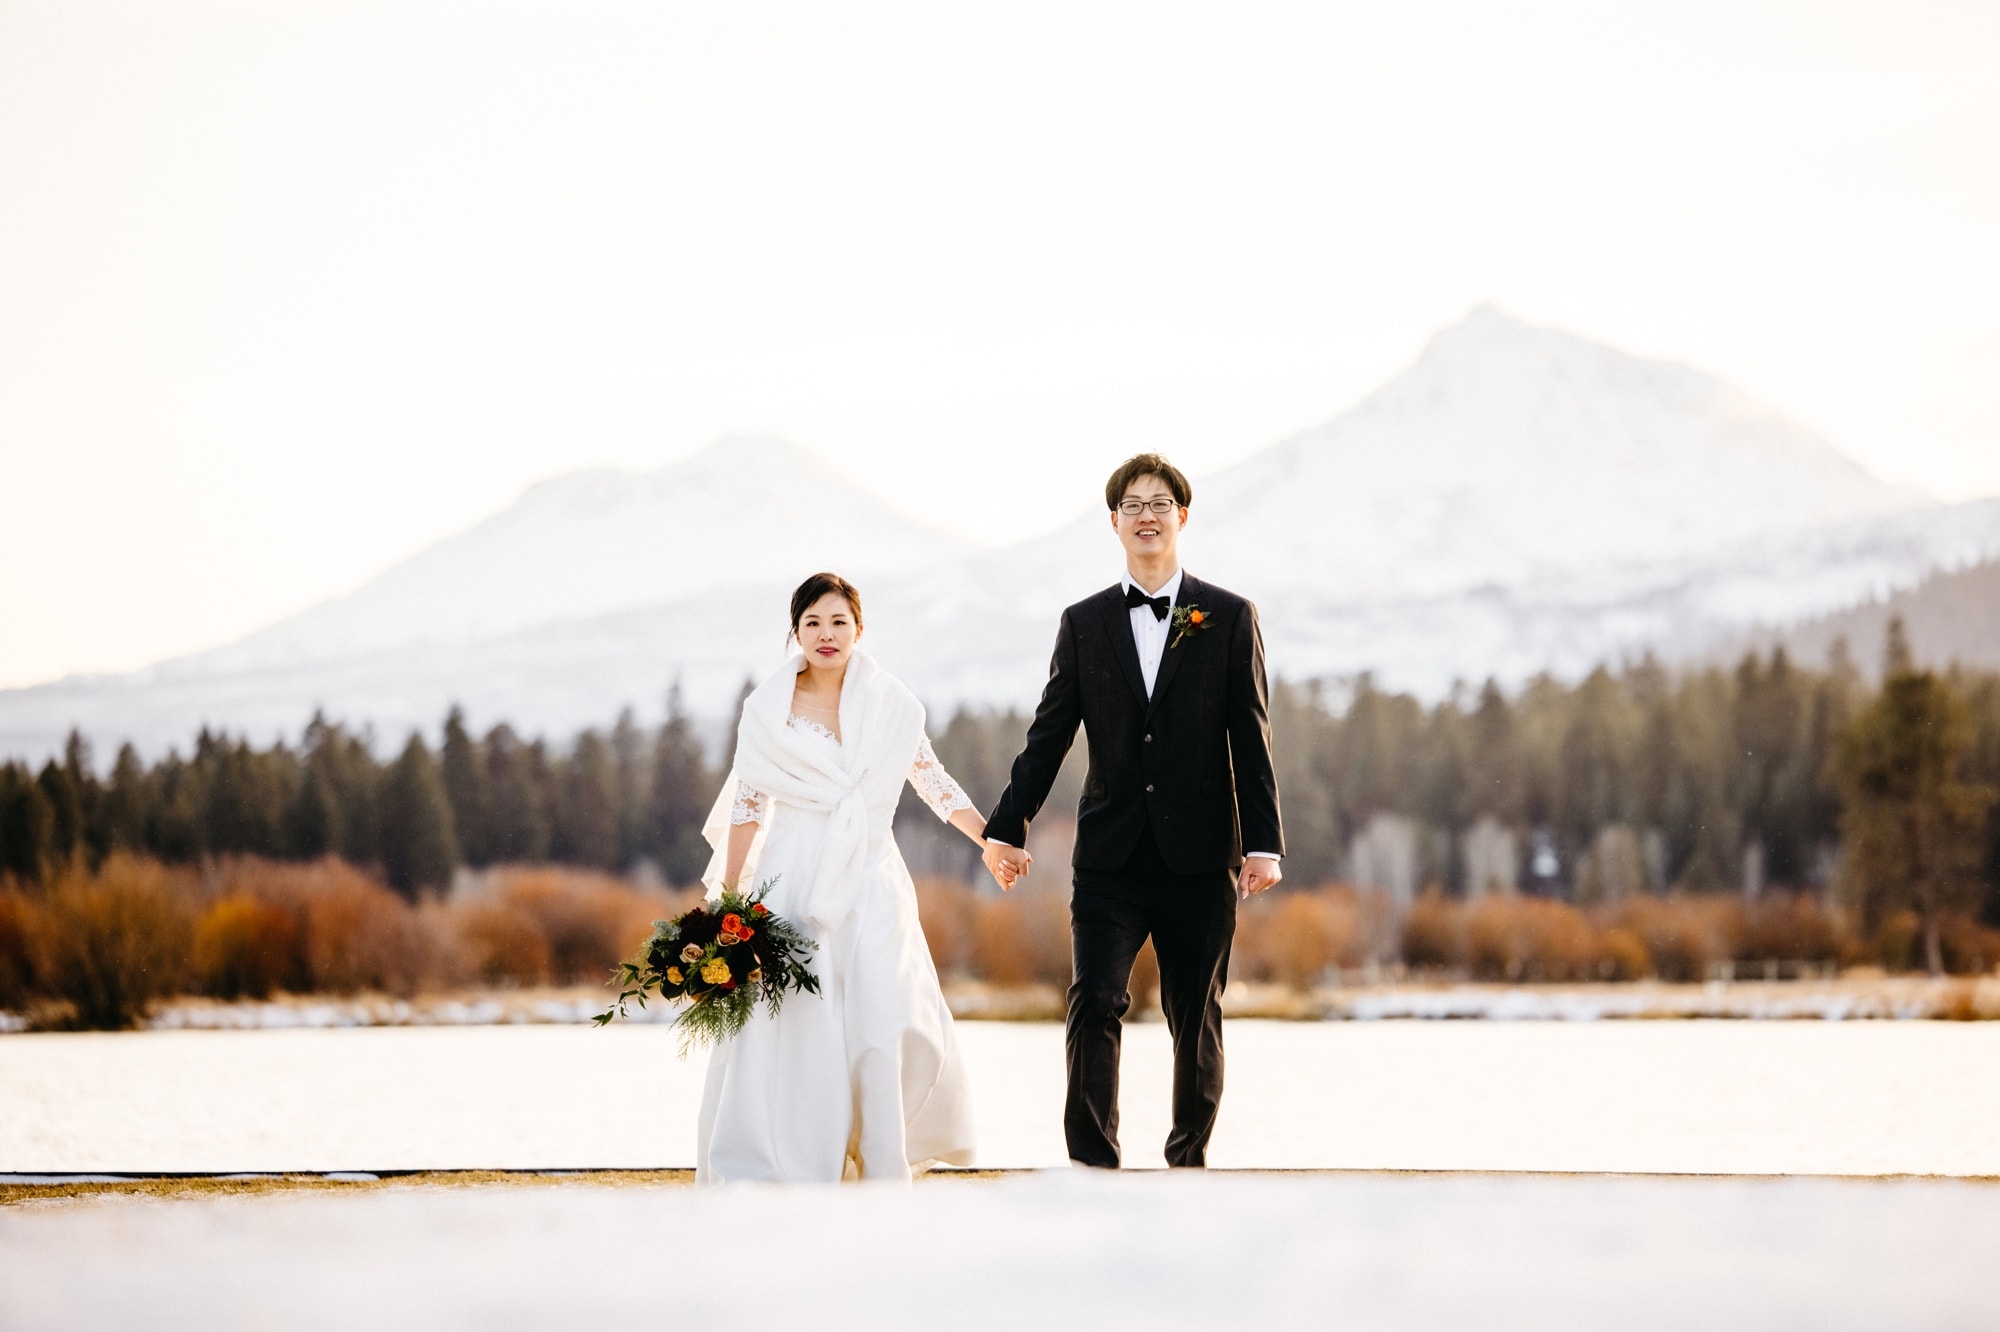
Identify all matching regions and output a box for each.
[189,435,968,673]
[1,308,1986,761]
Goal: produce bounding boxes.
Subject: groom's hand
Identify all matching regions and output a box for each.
[983,841,1031,892]
[1239,857,1282,896]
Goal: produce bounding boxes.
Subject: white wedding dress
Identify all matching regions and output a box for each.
[694,703,978,1184]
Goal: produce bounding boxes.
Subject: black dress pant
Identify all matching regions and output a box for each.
[1065,827,1237,1168]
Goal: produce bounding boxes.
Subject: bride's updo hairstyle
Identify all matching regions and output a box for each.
[789,571,864,643]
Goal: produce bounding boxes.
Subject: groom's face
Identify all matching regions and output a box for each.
[1110,474,1187,563]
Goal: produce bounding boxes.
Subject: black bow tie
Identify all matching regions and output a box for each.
[1124,585,1171,621]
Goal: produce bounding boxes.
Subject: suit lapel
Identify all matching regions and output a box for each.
[1145,571,1202,715]
[1096,587,1151,711]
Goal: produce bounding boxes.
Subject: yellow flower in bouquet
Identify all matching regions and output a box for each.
[700,957,732,985]
[666,967,684,984]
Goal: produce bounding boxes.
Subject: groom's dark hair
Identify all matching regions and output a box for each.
[1105,453,1191,510]
[790,571,864,638]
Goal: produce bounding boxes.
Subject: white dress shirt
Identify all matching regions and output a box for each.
[1120,567,1182,697]
[1123,568,1280,864]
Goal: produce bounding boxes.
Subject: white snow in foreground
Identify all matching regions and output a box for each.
[2,1172,1996,1331]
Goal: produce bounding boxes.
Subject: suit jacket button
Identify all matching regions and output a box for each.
[1145,783,1155,793]
[1144,733,1153,742]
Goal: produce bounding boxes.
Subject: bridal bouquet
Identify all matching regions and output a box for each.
[593,879,821,1052]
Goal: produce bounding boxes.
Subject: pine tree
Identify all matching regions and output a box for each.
[148,751,206,863]
[611,706,651,871]
[0,762,56,884]
[440,707,492,867]
[36,756,85,869]
[379,732,459,898]
[290,714,378,865]
[484,724,550,864]
[1834,620,1996,974]
[101,744,152,855]
[554,730,620,870]
[650,690,718,886]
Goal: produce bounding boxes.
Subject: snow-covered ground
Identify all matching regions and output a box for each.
[6,1021,2000,1176]
[3,1171,1997,1331]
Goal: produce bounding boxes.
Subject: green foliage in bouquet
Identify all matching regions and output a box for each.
[594,878,820,1053]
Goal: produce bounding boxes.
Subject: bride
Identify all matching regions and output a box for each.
[694,571,1010,1183]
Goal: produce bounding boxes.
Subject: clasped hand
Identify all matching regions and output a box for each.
[982,841,1032,891]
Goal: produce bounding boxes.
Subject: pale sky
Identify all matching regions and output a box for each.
[2,0,1996,689]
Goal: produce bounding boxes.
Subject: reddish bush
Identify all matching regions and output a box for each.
[1400,893,1463,973]
[1599,927,1651,981]
[914,877,976,978]
[0,889,35,1010]
[34,854,196,1028]
[971,888,1071,987]
[491,868,662,984]
[298,861,436,995]
[1263,890,1359,989]
[191,896,302,999]
[1235,887,1366,985]
[1738,894,1853,968]
[1938,913,2000,976]
[1609,897,1735,982]
[449,899,553,987]
[1127,938,1161,1016]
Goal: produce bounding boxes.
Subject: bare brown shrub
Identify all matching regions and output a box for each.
[1400,893,1463,973]
[1263,890,1356,989]
[1127,938,1161,1016]
[0,889,36,1010]
[1517,899,1601,981]
[1872,910,1922,972]
[1598,926,1651,981]
[34,854,196,1028]
[1938,979,1982,1021]
[191,896,301,1000]
[492,868,653,984]
[298,861,436,995]
[1939,913,2000,976]
[971,888,1071,986]
[913,877,976,978]
[1738,894,1853,968]
[1609,897,1734,982]
[1234,886,1365,984]
[449,900,553,986]
[1460,896,1602,982]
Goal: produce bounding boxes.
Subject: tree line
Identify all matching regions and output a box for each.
[4,624,1997,968]
[0,698,722,897]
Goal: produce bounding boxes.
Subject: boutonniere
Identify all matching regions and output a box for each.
[1169,604,1209,649]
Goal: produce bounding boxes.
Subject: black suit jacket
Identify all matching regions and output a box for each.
[985,572,1283,874]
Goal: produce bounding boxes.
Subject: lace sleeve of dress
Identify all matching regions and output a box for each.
[730,781,769,826]
[908,733,975,821]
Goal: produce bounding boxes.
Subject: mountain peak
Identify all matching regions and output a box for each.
[1190,309,1930,601]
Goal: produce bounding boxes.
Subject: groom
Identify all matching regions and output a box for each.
[982,454,1283,1168]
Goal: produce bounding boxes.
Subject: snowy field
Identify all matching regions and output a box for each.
[3,1171,1998,1331]
[5,1021,2000,1175]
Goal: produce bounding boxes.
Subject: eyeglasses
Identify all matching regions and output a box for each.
[1117,497,1180,516]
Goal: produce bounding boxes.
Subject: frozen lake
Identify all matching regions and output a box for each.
[5,1020,2000,1175]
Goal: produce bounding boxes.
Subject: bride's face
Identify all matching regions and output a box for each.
[795,593,861,671]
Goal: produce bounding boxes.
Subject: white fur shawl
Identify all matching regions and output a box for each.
[699,650,925,932]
